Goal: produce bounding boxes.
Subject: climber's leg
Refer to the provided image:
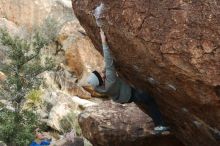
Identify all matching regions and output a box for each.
[131,88,169,133]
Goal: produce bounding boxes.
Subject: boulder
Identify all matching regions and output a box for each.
[65,36,104,86]
[42,91,97,132]
[47,102,78,132]
[39,15,104,99]
[78,101,183,146]
[41,31,105,99]
[72,0,220,146]
[59,21,104,98]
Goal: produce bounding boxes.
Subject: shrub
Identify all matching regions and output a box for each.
[0,18,59,146]
[0,109,39,146]
[25,89,43,108]
[0,18,57,106]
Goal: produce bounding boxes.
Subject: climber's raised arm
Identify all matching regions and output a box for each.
[100,29,117,83]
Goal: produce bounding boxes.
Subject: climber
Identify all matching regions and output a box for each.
[87,28,169,134]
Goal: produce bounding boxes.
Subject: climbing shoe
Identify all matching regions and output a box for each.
[154,126,170,135]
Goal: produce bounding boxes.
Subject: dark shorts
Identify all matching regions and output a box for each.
[129,87,153,103]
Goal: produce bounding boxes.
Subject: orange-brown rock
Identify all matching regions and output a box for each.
[67,86,91,99]
[78,101,183,146]
[65,35,104,98]
[72,0,220,146]
[65,36,103,85]
[65,36,104,79]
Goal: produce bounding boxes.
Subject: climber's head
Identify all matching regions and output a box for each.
[87,70,104,88]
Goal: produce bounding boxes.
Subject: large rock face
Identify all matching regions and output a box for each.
[72,0,220,146]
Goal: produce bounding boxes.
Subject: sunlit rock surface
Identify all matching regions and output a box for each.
[0,0,73,29]
[39,91,97,131]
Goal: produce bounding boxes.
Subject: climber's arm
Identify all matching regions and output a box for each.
[100,29,117,83]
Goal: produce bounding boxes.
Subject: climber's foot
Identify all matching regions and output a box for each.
[154,126,170,135]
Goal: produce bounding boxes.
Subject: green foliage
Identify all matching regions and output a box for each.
[0,102,4,108]
[60,112,82,136]
[26,90,42,104]
[0,18,59,145]
[0,109,39,146]
[25,89,43,109]
[0,19,56,105]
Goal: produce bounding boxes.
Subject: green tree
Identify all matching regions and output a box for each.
[0,108,39,146]
[0,18,59,145]
[0,17,60,103]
